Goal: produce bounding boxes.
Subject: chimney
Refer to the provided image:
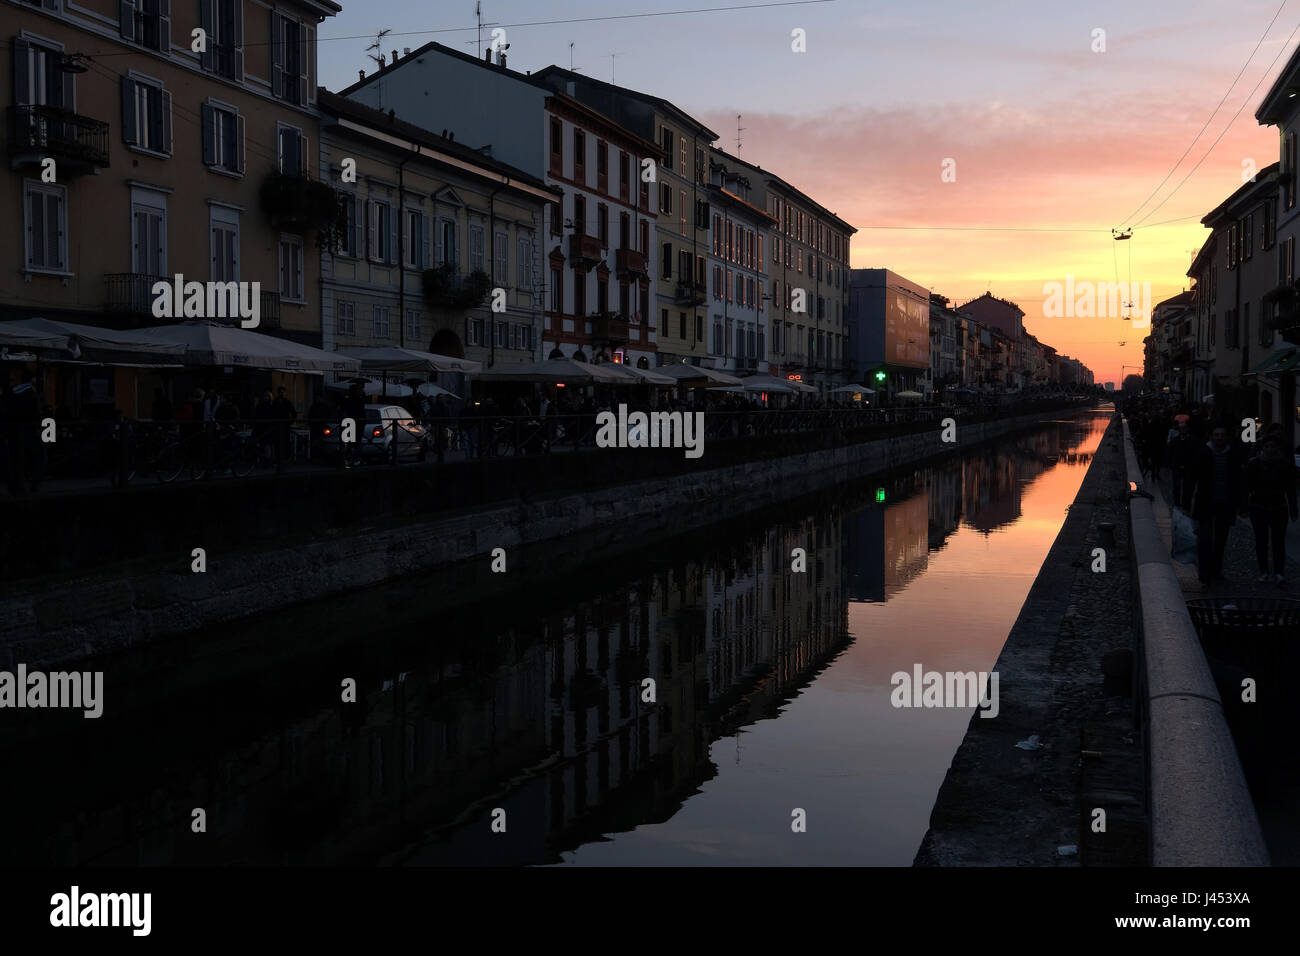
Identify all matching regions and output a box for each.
[391,49,398,63]
[499,52,507,69]
[358,69,366,81]
[403,47,411,55]
[484,48,491,61]
[449,132,455,142]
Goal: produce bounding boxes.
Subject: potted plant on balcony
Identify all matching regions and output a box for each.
[422,264,491,310]
[260,172,341,236]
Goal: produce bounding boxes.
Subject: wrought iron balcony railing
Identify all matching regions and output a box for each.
[8,104,110,170]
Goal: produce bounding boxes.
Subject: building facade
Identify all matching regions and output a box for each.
[847,268,930,396]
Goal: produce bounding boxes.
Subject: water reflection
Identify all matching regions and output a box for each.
[0,410,1109,867]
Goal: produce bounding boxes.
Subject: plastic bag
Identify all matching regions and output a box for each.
[1171,506,1197,564]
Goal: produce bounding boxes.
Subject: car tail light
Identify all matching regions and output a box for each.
[372,427,383,438]
[323,428,333,436]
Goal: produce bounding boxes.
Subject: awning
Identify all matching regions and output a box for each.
[1248,348,1298,375]
[475,356,630,384]
[132,321,360,373]
[339,346,481,374]
[4,317,187,365]
[603,364,676,386]
[657,364,744,387]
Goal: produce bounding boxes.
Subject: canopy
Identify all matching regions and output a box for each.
[326,377,413,398]
[4,317,186,365]
[657,364,744,387]
[831,384,874,394]
[604,364,676,386]
[415,382,460,399]
[132,321,359,373]
[739,374,797,394]
[786,379,817,394]
[339,346,480,374]
[475,356,631,385]
[0,322,70,353]
[895,390,925,399]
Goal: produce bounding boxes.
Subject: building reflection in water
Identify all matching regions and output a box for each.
[0,413,1105,867]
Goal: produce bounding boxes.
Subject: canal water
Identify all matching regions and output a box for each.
[0,407,1109,867]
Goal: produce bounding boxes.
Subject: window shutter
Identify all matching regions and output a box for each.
[300,133,309,176]
[388,206,398,265]
[121,77,137,145]
[422,214,430,269]
[155,0,171,53]
[402,210,412,267]
[13,38,30,108]
[352,199,363,258]
[161,89,173,154]
[304,23,315,104]
[200,103,215,165]
[365,200,374,260]
[120,1,136,42]
[236,113,245,174]
[232,0,244,78]
[149,87,163,149]
[200,0,215,70]
[271,12,283,98]
[435,220,444,267]
[61,61,75,112]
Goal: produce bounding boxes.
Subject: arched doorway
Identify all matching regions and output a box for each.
[430,329,464,358]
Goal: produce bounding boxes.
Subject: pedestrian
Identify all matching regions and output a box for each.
[1243,434,1298,585]
[271,385,296,468]
[1190,423,1248,588]
[1167,419,1197,512]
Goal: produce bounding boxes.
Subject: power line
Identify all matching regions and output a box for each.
[1116,0,1286,230]
[1132,14,1300,229]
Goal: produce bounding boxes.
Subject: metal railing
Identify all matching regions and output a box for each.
[8,104,110,168]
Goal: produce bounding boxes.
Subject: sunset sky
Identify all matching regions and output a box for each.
[317,0,1295,385]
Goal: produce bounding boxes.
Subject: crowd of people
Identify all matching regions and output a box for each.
[1127,399,1299,588]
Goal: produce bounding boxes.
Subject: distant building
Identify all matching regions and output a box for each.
[847,269,930,395]
[1104,382,1115,391]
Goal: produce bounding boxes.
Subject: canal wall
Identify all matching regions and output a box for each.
[2,406,1080,668]
[1120,420,1268,867]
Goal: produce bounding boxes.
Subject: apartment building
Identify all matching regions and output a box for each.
[4,0,340,347]
[315,90,558,372]
[341,43,661,367]
[528,66,718,367]
[1187,237,1219,403]
[704,149,777,374]
[847,268,929,396]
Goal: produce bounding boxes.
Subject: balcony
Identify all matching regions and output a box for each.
[616,247,647,278]
[104,274,282,327]
[569,233,603,269]
[8,105,109,172]
[674,282,707,307]
[259,172,341,233]
[593,311,629,343]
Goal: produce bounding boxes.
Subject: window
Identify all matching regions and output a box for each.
[14,35,71,111]
[517,325,534,351]
[336,300,356,335]
[23,180,67,273]
[661,127,674,161]
[367,200,394,264]
[517,237,533,290]
[640,220,649,254]
[493,232,509,286]
[678,314,686,340]
[660,183,672,215]
[469,317,484,346]
[403,209,425,270]
[201,0,244,79]
[1244,213,1254,260]
[662,242,672,280]
[713,264,723,299]
[1287,132,1298,212]
[619,281,630,318]
[122,74,172,155]
[549,201,561,236]
[695,146,705,185]
[696,315,703,341]
[550,266,562,312]
[495,321,507,347]
[1262,199,1277,250]
[210,207,239,282]
[574,195,586,234]
[279,234,304,301]
[120,0,171,54]
[550,118,562,166]
[437,217,457,268]
[597,274,608,314]
[1260,298,1273,346]
[372,305,389,339]
[597,204,608,247]
[713,322,723,355]
[680,189,686,235]
[130,188,166,276]
[678,249,691,284]
[277,124,310,176]
[406,309,421,340]
[573,129,586,178]
[335,195,359,257]
[659,308,668,336]
[619,212,630,250]
[469,224,485,272]
[272,12,311,107]
[573,271,586,315]
[713,214,722,255]
[200,101,244,174]
[597,142,608,176]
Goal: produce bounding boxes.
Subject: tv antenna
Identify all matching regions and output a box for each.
[608,51,625,84]
[736,114,745,155]
[464,3,500,54]
[569,41,583,73]
[366,28,391,69]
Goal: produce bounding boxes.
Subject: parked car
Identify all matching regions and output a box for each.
[320,404,428,463]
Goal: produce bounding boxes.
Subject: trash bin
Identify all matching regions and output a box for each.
[1186,598,1300,735]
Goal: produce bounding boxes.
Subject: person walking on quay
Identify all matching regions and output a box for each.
[1166,418,1197,512]
[1243,434,1298,585]
[1190,423,1248,588]
[271,386,296,470]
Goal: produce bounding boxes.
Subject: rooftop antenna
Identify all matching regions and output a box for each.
[463,3,500,54]
[366,28,391,69]
[736,114,745,155]
[608,51,624,84]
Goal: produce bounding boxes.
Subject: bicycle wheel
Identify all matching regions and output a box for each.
[232,437,258,477]
[155,441,185,483]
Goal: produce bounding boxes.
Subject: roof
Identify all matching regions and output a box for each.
[1201,162,1279,227]
[317,89,558,196]
[707,184,778,225]
[957,292,1025,316]
[529,65,721,141]
[709,146,856,234]
[1257,46,1300,125]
